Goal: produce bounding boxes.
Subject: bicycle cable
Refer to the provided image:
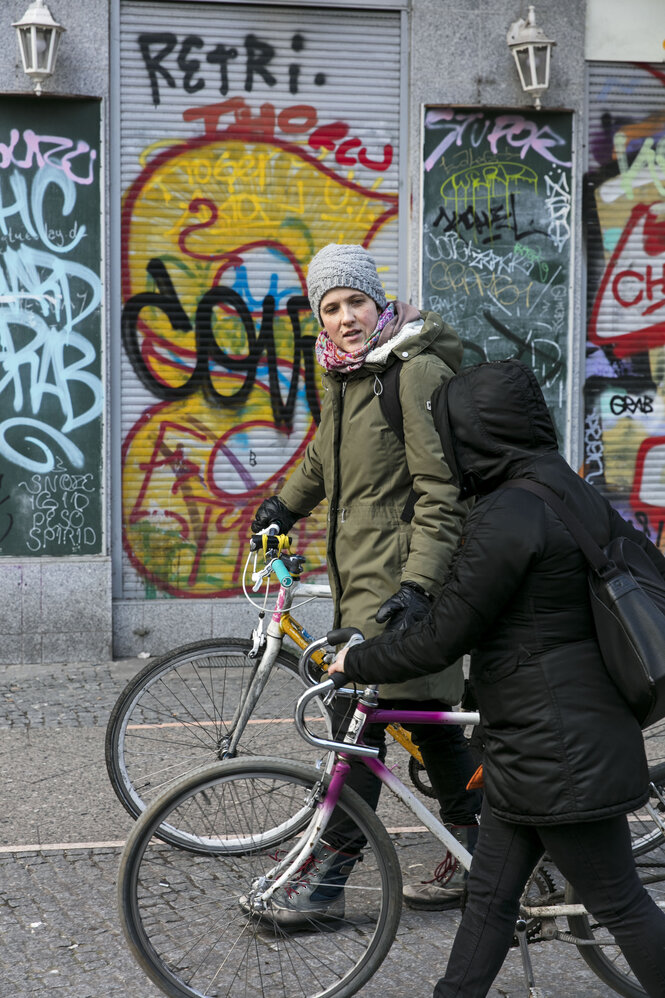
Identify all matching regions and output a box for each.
[241,549,330,614]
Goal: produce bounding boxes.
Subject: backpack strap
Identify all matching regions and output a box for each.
[377,361,404,443]
[500,479,610,574]
[376,361,417,523]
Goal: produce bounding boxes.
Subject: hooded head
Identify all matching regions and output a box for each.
[306,243,387,322]
[431,360,559,500]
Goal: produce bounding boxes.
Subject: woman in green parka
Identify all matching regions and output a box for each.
[251,243,481,921]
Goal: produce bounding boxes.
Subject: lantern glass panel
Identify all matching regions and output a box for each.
[34,28,51,69]
[17,29,32,72]
[531,44,550,89]
[514,46,531,91]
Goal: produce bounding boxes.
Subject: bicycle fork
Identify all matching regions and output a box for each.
[219,631,284,758]
[248,757,352,910]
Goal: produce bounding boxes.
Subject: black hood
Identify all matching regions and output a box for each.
[432,360,559,500]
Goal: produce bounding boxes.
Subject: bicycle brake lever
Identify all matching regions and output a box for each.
[251,564,272,592]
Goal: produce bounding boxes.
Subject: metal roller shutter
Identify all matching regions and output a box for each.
[584,62,665,545]
[118,0,402,599]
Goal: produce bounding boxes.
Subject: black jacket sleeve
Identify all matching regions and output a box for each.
[343,490,546,686]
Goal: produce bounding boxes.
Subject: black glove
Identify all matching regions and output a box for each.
[251,496,298,535]
[375,581,432,632]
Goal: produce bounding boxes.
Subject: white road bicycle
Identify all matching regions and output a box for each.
[105,530,434,850]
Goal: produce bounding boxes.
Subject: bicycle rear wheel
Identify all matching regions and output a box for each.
[566,846,665,998]
[105,638,331,848]
[630,762,665,857]
[631,721,665,856]
[118,758,403,998]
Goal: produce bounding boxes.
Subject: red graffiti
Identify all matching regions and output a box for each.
[183,97,393,172]
[630,435,665,535]
[589,203,665,357]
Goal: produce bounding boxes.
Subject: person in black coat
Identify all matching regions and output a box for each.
[330,359,665,997]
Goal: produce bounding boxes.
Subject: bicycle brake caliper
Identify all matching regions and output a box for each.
[249,618,266,659]
[304,780,326,807]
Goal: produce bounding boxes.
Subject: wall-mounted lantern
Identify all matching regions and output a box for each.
[507,5,555,109]
[13,0,65,95]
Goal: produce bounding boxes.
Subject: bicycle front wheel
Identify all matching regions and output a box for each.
[118,758,403,998]
[105,638,331,847]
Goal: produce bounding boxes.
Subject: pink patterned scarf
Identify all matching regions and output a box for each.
[315,300,420,373]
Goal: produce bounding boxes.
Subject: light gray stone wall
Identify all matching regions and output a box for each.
[112,594,334,658]
[0,558,112,664]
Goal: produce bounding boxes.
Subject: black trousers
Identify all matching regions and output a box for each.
[435,798,665,998]
[326,698,482,851]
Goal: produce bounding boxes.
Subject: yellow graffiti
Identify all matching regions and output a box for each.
[122,136,397,596]
[439,159,539,218]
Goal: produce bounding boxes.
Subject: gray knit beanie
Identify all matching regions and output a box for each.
[306,243,387,321]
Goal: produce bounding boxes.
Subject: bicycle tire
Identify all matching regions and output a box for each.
[631,762,665,858]
[631,721,665,856]
[118,757,403,998]
[105,638,331,848]
[565,833,665,997]
[407,756,437,798]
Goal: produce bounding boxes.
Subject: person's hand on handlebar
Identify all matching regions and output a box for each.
[328,646,350,676]
[251,496,298,535]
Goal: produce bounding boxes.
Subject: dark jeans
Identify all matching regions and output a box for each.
[325,697,482,852]
[436,798,665,998]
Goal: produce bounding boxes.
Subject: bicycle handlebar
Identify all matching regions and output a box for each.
[327,627,364,646]
[294,679,381,757]
[297,630,366,687]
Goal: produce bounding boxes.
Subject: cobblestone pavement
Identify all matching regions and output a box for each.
[1,658,660,997]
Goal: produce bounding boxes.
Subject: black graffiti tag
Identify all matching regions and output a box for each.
[609,394,654,416]
[138,31,326,106]
[479,309,563,382]
[0,473,12,544]
[432,192,547,245]
[121,258,321,428]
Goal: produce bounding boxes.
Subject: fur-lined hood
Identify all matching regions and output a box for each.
[364,308,463,375]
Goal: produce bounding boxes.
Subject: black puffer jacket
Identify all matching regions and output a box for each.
[343,360,665,824]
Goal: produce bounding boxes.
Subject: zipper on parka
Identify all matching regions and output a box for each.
[326,373,346,626]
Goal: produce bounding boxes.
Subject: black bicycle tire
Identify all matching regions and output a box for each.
[565,883,647,998]
[118,757,403,998]
[631,762,665,858]
[407,755,437,798]
[105,637,328,847]
[565,765,665,998]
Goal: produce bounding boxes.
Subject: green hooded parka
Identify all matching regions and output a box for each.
[279,309,468,702]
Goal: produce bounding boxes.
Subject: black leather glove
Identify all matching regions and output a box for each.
[251,496,298,535]
[375,581,432,632]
